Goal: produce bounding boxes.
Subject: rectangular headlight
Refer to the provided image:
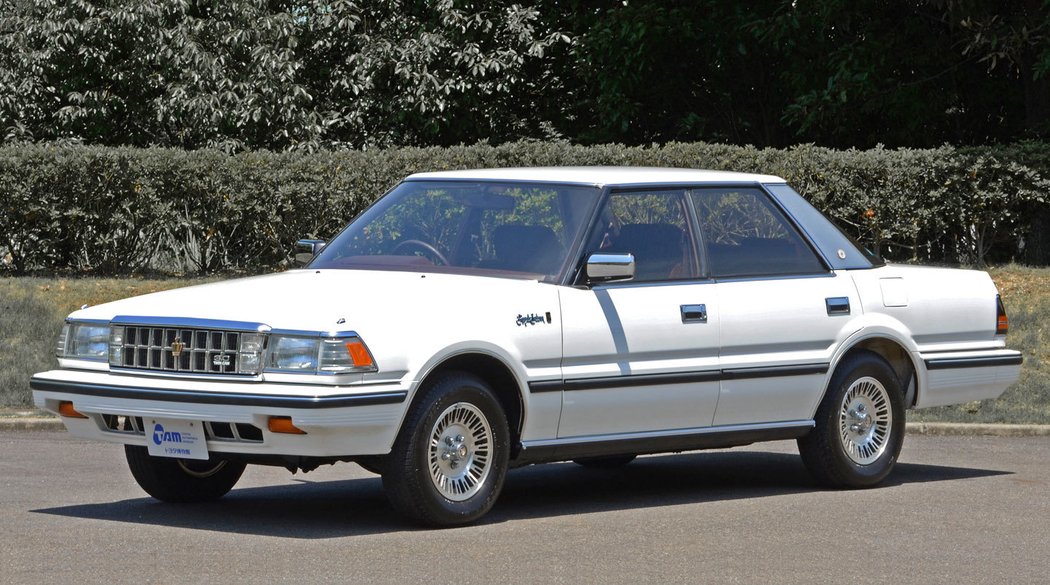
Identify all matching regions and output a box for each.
[59,322,111,361]
[268,336,320,371]
[266,334,377,374]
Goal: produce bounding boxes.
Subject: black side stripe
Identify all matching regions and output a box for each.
[30,378,408,408]
[528,363,829,393]
[925,355,1024,370]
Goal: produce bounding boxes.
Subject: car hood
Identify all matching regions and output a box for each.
[69,269,549,333]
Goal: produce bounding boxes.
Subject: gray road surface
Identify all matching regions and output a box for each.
[2,431,1048,585]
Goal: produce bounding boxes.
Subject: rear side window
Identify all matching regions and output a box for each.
[691,187,826,278]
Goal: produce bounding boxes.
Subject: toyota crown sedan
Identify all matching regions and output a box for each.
[31,167,1022,526]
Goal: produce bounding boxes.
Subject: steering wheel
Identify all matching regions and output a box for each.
[391,239,450,266]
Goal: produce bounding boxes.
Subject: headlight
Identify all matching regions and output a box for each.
[238,333,266,375]
[269,337,320,370]
[266,334,377,374]
[58,322,111,361]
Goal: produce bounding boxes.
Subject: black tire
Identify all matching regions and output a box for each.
[573,454,637,468]
[125,445,247,503]
[382,372,510,526]
[798,351,906,488]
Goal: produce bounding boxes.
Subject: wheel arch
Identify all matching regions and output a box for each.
[402,349,527,455]
[825,333,920,410]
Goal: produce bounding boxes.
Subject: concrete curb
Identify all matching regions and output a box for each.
[905,422,1050,437]
[2,416,1049,436]
[0,417,65,431]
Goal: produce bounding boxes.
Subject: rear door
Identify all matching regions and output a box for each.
[692,186,860,426]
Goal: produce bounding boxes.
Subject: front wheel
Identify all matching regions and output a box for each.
[798,351,905,488]
[125,445,246,502]
[382,372,509,526]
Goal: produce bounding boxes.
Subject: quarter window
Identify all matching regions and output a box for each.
[691,188,826,277]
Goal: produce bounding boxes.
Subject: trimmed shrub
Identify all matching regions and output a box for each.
[0,141,1047,274]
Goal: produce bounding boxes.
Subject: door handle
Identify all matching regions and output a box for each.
[681,304,708,323]
[826,297,851,316]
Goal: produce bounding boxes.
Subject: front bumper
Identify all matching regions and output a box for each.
[31,369,409,457]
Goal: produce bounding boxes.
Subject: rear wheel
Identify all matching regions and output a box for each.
[125,445,246,502]
[382,372,510,526]
[798,351,905,488]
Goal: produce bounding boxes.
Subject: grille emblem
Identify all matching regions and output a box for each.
[171,337,186,358]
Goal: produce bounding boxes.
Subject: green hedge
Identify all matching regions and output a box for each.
[1,141,1048,274]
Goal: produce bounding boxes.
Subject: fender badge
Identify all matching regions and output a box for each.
[516,313,547,327]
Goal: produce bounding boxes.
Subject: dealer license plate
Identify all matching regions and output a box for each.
[144,418,209,461]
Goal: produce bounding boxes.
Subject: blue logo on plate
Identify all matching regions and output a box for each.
[152,423,183,446]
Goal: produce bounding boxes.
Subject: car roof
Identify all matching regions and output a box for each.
[405,166,786,187]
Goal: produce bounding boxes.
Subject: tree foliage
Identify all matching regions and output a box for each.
[2,1,1050,150]
[0,0,567,150]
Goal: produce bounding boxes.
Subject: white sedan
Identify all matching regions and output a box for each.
[31,167,1022,526]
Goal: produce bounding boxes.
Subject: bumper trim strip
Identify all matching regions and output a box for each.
[924,354,1023,371]
[30,377,407,409]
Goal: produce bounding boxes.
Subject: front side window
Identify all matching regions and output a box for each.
[310,180,599,282]
[582,189,700,281]
[691,187,826,277]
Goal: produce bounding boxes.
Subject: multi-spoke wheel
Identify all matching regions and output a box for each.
[383,372,509,526]
[428,402,494,501]
[798,350,905,488]
[839,376,893,465]
[124,445,246,502]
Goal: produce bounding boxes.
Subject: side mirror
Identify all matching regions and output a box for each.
[584,252,635,285]
[294,239,326,267]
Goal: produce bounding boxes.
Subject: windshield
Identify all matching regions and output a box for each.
[310,180,601,282]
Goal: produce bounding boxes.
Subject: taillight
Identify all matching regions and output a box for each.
[996,295,1009,335]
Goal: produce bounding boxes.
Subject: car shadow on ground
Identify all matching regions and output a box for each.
[33,450,1008,538]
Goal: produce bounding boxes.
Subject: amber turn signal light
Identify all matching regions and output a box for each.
[345,340,375,368]
[268,416,306,435]
[58,401,88,419]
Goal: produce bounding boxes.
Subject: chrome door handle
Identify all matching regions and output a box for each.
[681,304,707,323]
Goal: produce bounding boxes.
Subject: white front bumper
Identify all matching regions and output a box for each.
[31,369,410,457]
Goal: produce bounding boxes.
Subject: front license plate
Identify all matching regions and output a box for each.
[145,418,209,461]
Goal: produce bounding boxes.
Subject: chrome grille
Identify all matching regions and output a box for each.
[120,326,243,375]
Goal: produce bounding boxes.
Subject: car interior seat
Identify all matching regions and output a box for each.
[610,223,684,280]
[490,224,564,274]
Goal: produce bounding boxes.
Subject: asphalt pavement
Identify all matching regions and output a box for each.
[2,431,1048,585]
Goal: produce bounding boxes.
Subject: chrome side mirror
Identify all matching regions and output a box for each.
[584,252,635,285]
[294,239,326,267]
